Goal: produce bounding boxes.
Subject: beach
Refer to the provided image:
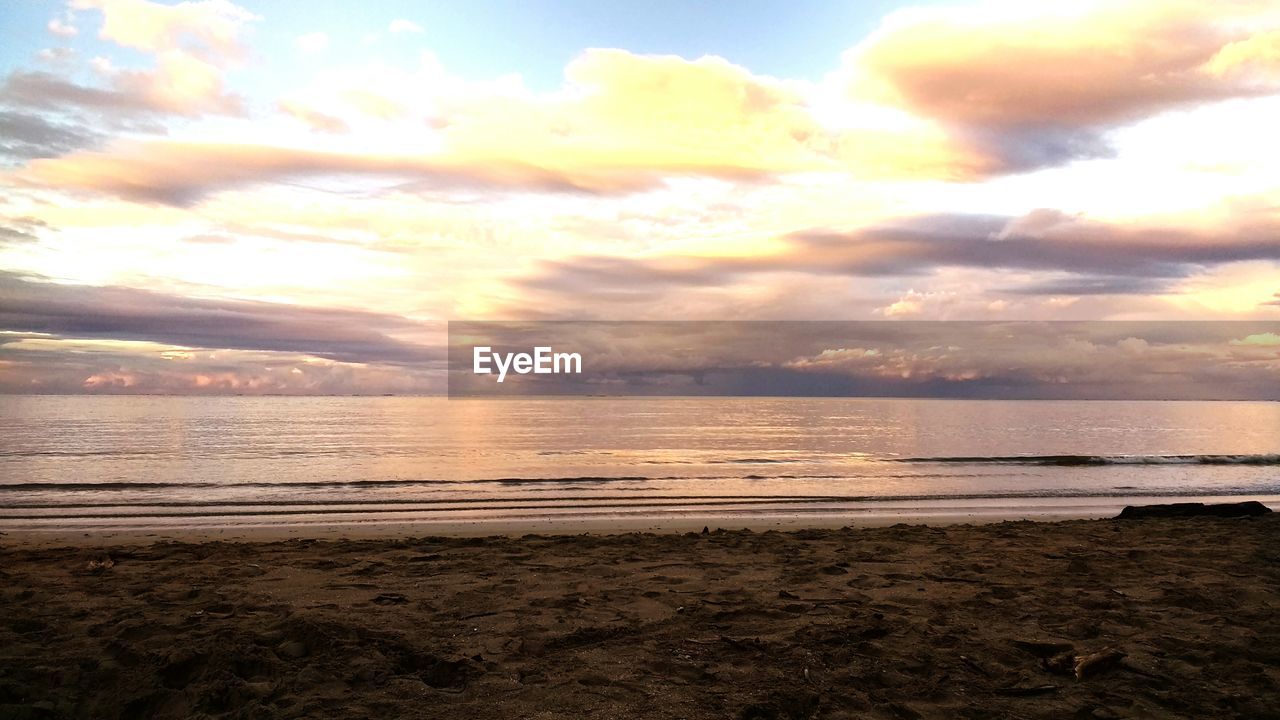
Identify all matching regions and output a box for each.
[3,514,1278,719]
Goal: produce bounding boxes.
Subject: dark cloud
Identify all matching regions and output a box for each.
[999,276,1176,296]
[0,272,440,365]
[0,71,154,115]
[0,217,49,245]
[0,109,103,161]
[0,63,246,166]
[960,125,1117,175]
[0,70,181,162]
[518,211,1280,303]
[1,67,241,118]
[447,321,1280,400]
[789,214,1280,276]
[0,340,443,395]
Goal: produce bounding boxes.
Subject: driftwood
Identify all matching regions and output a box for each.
[1074,648,1127,680]
[995,684,1058,696]
[1011,639,1074,657]
[1116,501,1271,520]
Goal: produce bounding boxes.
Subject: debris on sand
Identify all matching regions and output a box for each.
[1116,501,1271,519]
[85,556,115,573]
[1073,648,1127,680]
[1011,639,1074,657]
[994,684,1058,696]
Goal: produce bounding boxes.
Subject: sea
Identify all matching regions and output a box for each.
[2,396,1278,538]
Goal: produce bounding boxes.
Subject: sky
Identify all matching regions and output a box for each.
[0,0,1278,395]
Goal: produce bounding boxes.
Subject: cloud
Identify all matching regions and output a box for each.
[72,0,257,63]
[11,2,1280,206]
[278,100,350,133]
[0,336,442,394]
[46,18,78,38]
[1204,28,1280,81]
[510,208,1280,317]
[0,109,105,160]
[842,0,1280,170]
[1230,331,1280,346]
[881,289,941,317]
[36,47,77,65]
[16,140,663,205]
[1,61,241,123]
[120,4,1272,189]
[0,271,438,365]
[181,233,235,244]
[14,49,997,203]
[2,70,152,115]
[388,19,423,34]
[0,68,200,164]
[0,217,49,244]
[114,51,244,115]
[447,320,1280,399]
[824,211,1280,278]
[295,31,329,54]
[999,276,1176,296]
[0,65,231,162]
[9,0,259,122]
[438,50,832,180]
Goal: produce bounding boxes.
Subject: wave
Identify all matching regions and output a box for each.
[2,487,1278,520]
[641,457,807,465]
[0,476,658,492]
[893,454,1280,466]
[0,469,1027,493]
[0,473,882,492]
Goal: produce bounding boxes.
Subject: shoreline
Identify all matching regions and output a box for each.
[5,493,1279,547]
[2,514,1276,718]
[3,510,1103,548]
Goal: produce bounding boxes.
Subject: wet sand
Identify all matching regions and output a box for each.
[0,505,1118,548]
[1,515,1278,719]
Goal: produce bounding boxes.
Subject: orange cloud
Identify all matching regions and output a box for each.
[452,50,827,175]
[72,0,257,63]
[23,50,997,203]
[436,50,1002,181]
[834,0,1280,172]
[284,50,839,175]
[848,1,1280,129]
[278,100,350,133]
[1205,29,1280,81]
[17,141,668,205]
[115,50,241,115]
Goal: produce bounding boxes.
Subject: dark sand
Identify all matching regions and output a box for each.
[1,516,1278,719]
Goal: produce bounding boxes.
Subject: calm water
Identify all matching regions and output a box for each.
[2,396,1279,535]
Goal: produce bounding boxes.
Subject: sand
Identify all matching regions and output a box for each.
[1,515,1278,719]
